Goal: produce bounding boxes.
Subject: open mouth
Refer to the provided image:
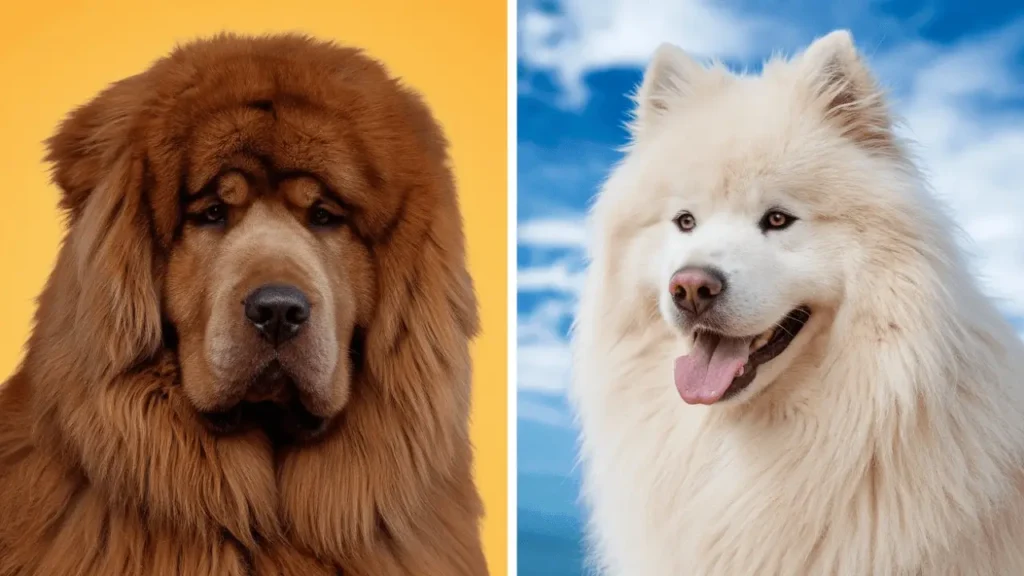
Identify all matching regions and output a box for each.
[200,361,328,444]
[674,306,812,405]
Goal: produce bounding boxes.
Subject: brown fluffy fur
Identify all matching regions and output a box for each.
[0,33,487,575]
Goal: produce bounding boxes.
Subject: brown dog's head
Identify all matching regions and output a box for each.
[42,34,477,444]
[165,166,370,441]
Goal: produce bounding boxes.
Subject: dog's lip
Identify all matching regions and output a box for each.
[748,306,812,366]
[198,360,328,443]
[690,306,812,401]
[690,307,811,352]
[199,400,328,443]
[244,358,293,403]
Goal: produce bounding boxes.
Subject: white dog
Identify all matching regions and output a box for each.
[570,30,1024,576]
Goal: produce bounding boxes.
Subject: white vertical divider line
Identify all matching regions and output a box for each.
[506,0,519,574]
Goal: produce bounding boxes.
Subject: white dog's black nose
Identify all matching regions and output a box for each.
[670,267,725,317]
[244,284,311,345]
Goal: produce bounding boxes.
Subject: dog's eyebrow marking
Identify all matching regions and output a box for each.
[182,166,255,204]
[276,170,358,213]
[182,183,218,204]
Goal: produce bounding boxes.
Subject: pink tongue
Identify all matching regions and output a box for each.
[674,335,752,405]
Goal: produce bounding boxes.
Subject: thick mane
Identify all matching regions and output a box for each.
[0,34,485,575]
[572,109,1024,576]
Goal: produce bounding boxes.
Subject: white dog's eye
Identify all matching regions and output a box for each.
[673,211,697,233]
[760,210,797,232]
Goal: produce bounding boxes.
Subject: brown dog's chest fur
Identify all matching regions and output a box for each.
[0,354,487,576]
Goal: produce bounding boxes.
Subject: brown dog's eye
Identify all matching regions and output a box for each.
[309,205,344,228]
[759,209,797,232]
[197,203,228,226]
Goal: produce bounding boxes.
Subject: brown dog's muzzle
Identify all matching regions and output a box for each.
[191,203,352,443]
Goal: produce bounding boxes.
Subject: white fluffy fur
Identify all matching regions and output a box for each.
[570,30,1024,576]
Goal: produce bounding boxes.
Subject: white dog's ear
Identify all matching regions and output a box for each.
[800,30,895,153]
[629,43,706,138]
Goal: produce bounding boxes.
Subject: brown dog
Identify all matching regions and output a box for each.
[0,33,487,575]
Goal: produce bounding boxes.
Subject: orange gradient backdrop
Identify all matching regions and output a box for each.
[0,1,507,572]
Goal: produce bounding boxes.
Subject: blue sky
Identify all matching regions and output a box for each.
[516,0,1024,563]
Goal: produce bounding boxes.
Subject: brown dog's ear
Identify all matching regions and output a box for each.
[363,87,480,401]
[47,75,147,214]
[346,156,482,554]
[365,174,480,400]
[45,75,163,378]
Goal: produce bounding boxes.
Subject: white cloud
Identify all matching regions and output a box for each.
[517,218,589,294]
[518,341,573,395]
[519,397,574,428]
[519,264,584,294]
[519,0,795,106]
[883,25,1024,315]
[519,218,590,249]
[518,299,577,394]
[517,255,582,398]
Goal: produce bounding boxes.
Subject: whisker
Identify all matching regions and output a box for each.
[787,308,812,320]
[786,317,809,329]
[773,321,798,339]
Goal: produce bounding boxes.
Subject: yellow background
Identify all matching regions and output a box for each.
[0,1,507,573]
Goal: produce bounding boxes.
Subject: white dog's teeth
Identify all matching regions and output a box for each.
[736,365,745,378]
[751,329,774,351]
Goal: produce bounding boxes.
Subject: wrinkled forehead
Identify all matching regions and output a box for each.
[139,70,401,244]
[143,101,379,244]
[182,100,371,202]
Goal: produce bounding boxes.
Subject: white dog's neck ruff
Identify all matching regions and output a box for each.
[574,250,1024,576]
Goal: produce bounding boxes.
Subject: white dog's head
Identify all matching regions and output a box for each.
[598,30,922,406]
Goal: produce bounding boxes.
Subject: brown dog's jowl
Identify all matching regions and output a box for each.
[0,33,486,575]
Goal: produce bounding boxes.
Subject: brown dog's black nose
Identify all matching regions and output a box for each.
[244,284,310,345]
[669,266,726,317]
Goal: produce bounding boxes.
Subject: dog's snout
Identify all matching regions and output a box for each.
[669,267,726,317]
[244,284,311,345]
